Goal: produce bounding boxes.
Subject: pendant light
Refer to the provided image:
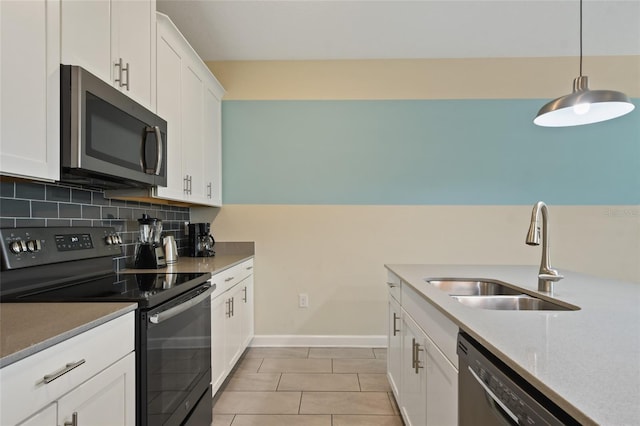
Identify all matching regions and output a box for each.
[533,0,635,127]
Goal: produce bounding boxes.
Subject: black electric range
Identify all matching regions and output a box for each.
[0,227,214,426]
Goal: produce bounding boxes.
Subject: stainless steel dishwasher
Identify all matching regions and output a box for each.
[457,332,579,426]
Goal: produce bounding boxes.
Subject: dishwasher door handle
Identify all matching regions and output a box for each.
[468,366,519,424]
[149,285,214,324]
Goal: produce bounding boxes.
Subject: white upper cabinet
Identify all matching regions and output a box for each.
[154,12,224,206]
[60,0,156,110]
[0,0,60,182]
[203,85,223,206]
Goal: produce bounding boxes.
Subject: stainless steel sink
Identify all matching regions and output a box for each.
[426,278,522,296]
[451,295,577,311]
[425,278,580,311]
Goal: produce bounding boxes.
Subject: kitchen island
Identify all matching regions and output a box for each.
[385,264,640,426]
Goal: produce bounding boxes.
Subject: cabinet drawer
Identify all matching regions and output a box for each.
[0,312,135,425]
[210,259,254,296]
[402,285,458,369]
[386,271,401,303]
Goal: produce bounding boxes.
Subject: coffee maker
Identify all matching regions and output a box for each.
[188,223,215,257]
[134,214,167,268]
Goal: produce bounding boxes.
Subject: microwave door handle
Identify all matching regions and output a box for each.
[153,126,163,175]
[141,128,149,173]
[143,126,163,175]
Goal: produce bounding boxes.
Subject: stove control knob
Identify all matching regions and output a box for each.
[9,240,24,254]
[115,235,123,244]
[26,240,40,252]
[105,235,114,245]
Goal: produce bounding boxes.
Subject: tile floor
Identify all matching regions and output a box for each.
[212,347,404,426]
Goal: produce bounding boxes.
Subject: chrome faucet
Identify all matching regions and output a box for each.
[526,201,564,292]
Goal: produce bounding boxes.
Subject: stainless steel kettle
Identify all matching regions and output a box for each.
[163,235,178,264]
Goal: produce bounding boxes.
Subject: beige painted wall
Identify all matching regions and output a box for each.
[197,57,639,337]
[193,205,640,336]
[207,56,640,100]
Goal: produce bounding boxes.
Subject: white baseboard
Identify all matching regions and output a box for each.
[250,335,387,348]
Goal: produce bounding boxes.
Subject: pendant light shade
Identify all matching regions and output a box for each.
[533,0,635,127]
[534,76,635,127]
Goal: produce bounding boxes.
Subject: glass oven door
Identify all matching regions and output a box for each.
[143,284,213,426]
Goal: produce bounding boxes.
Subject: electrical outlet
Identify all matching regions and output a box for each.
[298,293,309,308]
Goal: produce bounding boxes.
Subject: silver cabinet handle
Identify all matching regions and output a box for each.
[386,282,398,288]
[224,277,234,282]
[246,266,253,271]
[225,299,231,318]
[183,175,189,194]
[392,313,400,336]
[188,176,192,194]
[411,338,416,369]
[43,359,86,383]
[207,182,212,198]
[149,285,213,324]
[123,61,130,90]
[243,286,248,303]
[468,366,519,423]
[230,297,235,316]
[114,58,129,90]
[64,412,78,426]
[114,58,124,87]
[414,341,424,374]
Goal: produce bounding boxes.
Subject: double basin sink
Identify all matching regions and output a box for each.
[426,279,579,311]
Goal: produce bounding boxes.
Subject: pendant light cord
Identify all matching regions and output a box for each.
[579,0,583,76]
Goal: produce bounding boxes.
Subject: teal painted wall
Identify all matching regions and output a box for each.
[221,99,640,205]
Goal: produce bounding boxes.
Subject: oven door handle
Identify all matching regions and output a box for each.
[468,366,520,424]
[149,284,214,324]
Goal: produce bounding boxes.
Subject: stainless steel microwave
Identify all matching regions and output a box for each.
[60,65,167,189]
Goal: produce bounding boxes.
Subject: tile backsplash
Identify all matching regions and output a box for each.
[0,180,190,268]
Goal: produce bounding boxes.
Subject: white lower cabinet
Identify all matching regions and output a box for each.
[387,291,402,399]
[210,259,255,396]
[425,338,458,426]
[387,271,458,426]
[57,353,135,426]
[16,405,57,426]
[1,312,135,426]
[401,313,428,426]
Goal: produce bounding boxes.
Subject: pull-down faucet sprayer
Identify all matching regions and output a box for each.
[526,201,564,293]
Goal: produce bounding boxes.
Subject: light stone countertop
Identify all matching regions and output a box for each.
[0,302,137,368]
[385,264,640,426]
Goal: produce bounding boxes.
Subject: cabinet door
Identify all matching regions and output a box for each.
[426,339,458,426]
[387,294,402,400]
[224,283,245,371]
[239,272,255,349]
[111,0,154,109]
[155,28,185,202]
[0,0,60,182]
[60,0,111,83]
[202,84,223,206]
[17,404,56,426]
[401,313,427,426]
[57,352,135,426]
[211,293,227,396]
[181,64,205,202]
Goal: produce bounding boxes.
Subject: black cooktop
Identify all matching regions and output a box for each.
[2,272,210,308]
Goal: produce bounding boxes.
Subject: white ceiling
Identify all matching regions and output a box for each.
[156,0,640,61]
